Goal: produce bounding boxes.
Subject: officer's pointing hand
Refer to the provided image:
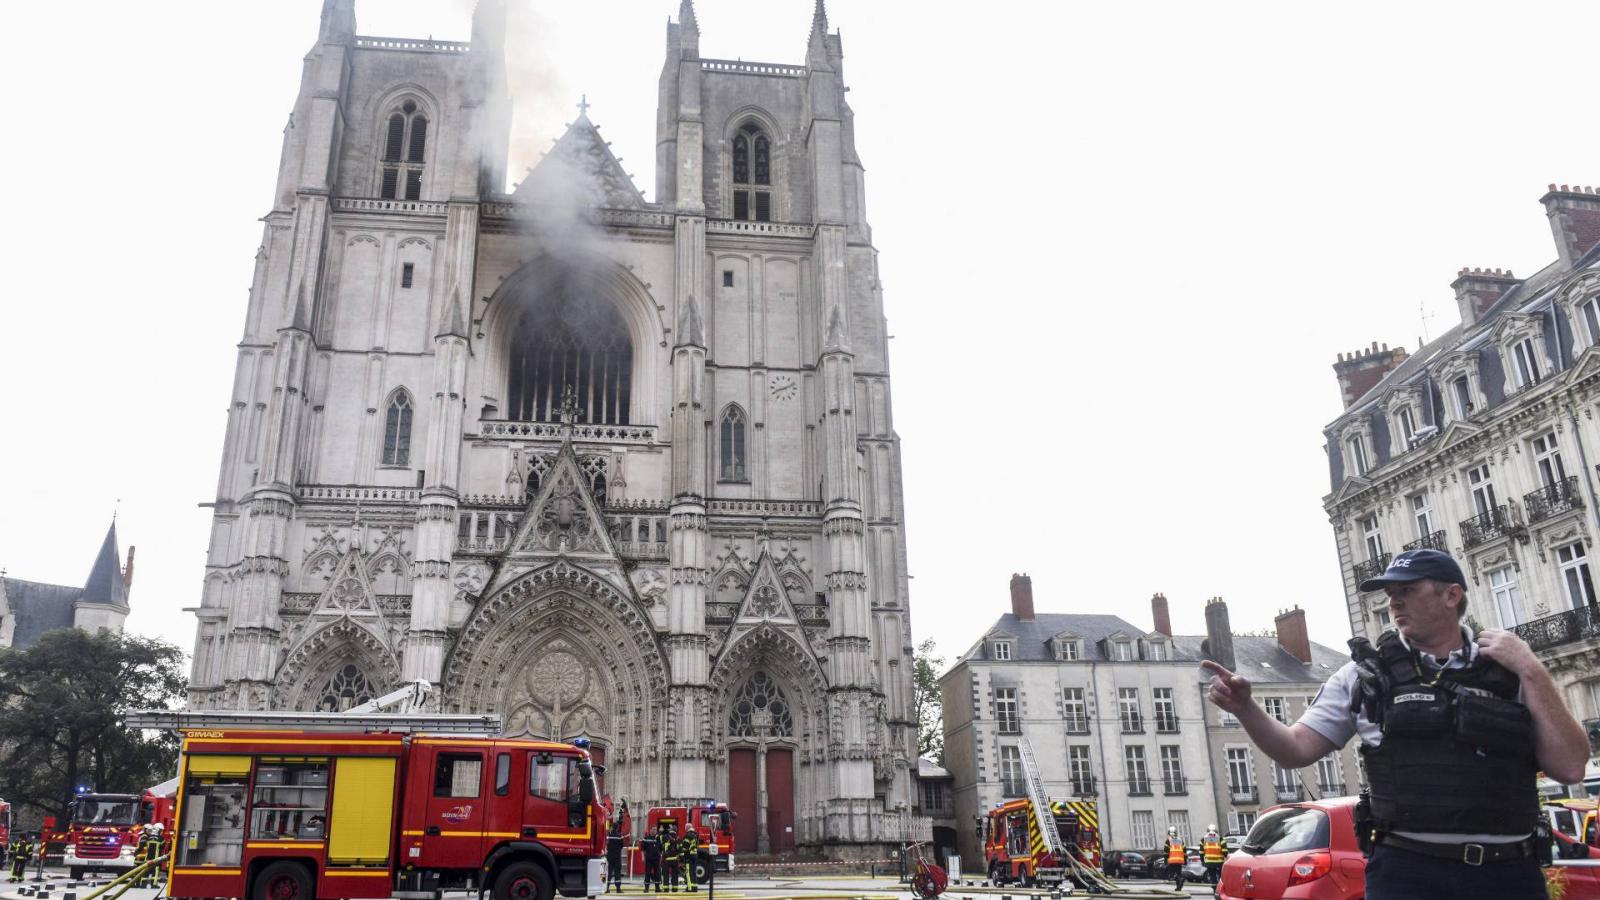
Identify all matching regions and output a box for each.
[1201,660,1253,714]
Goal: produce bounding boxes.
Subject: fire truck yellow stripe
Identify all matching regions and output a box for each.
[172,868,242,876]
[328,757,397,865]
[185,755,253,776]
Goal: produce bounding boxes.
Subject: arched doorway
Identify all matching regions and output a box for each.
[726,671,797,852]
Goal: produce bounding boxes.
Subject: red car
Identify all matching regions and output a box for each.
[1546,829,1600,899]
[1218,797,1365,899]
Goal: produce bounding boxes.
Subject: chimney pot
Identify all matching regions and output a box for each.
[1203,596,1236,672]
[1542,181,1600,268]
[1274,606,1313,664]
[1151,592,1172,636]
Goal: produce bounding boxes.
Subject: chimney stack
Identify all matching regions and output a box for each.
[1332,342,1408,409]
[1202,596,1236,672]
[1151,592,1172,636]
[1274,605,1312,664]
[1542,185,1600,268]
[1009,573,1035,621]
[1451,267,1520,329]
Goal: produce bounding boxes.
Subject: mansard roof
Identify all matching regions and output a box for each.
[1171,634,1346,686]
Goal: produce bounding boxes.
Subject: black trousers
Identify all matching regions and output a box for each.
[1366,843,1546,900]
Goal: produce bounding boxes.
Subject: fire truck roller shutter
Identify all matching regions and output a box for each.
[329,757,397,866]
[186,756,253,777]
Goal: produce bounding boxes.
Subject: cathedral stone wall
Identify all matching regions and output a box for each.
[188,0,927,852]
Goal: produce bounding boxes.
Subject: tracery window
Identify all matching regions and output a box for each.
[507,297,632,425]
[731,121,772,222]
[379,99,428,200]
[383,390,414,466]
[728,671,793,737]
[719,406,747,482]
[316,664,376,712]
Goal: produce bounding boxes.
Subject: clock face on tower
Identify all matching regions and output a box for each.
[770,375,798,402]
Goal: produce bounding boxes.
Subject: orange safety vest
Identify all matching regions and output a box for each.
[1167,839,1185,865]
[1202,839,1224,863]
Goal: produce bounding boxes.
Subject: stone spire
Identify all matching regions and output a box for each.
[82,521,128,609]
[437,287,469,339]
[806,0,831,69]
[318,0,356,43]
[679,0,699,36]
[472,0,507,50]
[679,295,706,348]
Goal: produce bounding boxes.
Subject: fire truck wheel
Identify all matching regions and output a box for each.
[70,868,85,881]
[988,862,1005,885]
[493,861,555,900]
[692,858,710,885]
[252,861,313,900]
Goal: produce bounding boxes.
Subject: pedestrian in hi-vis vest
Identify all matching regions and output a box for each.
[1165,827,1187,890]
[1204,549,1589,900]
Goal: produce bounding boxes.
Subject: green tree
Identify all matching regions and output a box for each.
[0,629,187,824]
[913,638,946,765]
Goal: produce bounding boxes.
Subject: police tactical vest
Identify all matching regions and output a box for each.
[1350,630,1538,835]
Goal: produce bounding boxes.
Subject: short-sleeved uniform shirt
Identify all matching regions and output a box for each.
[1295,624,1527,844]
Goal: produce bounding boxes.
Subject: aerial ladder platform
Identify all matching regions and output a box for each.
[124,680,502,734]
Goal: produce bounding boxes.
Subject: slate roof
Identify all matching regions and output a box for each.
[2,578,82,648]
[82,523,128,609]
[962,612,1348,685]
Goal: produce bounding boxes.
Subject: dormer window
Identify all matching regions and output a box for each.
[1146,640,1168,661]
[1113,639,1134,661]
[1451,376,1474,418]
[379,99,428,200]
[1575,294,1600,349]
[1346,434,1369,477]
[1055,639,1081,661]
[731,121,772,222]
[1510,337,1544,390]
[992,640,1013,661]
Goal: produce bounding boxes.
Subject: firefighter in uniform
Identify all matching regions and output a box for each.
[1203,549,1589,900]
[663,824,681,892]
[606,821,626,893]
[679,827,700,892]
[7,835,27,883]
[1165,826,1187,890]
[137,825,164,886]
[1201,826,1225,886]
[640,828,663,893]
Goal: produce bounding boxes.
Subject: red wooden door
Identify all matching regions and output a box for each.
[765,748,794,852]
[728,749,757,852]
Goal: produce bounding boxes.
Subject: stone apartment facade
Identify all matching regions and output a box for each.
[939,577,1359,860]
[186,0,923,852]
[1323,184,1600,746]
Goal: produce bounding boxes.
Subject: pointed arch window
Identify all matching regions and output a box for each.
[720,406,748,482]
[728,672,794,737]
[383,390,414,466]
[379,99,428,201]
[731,121,772,222]
[316,663,376,712]
[507,296,632,425]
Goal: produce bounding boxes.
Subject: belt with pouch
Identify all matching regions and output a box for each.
[1380,833,1537,865]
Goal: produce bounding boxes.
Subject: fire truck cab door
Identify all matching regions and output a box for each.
[422,748,488,868]
[524,752,582,845]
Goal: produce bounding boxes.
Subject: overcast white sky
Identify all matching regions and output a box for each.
[1,1,1596,672]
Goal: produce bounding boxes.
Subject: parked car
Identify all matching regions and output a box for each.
[1103,850,1149,878]
[1218,797,1364,899]
[1546,828,1600,899]
[1223,833,1245,853]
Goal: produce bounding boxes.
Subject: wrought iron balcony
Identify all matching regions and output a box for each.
[1403,530,1449,552]
[1352,554,1391,586]
[1071,776,1097,797]
[1229,785,1258,804]
[1276,785,1304,802]
[1513,603,1600,653]
[1526,476,1583,524]
[1155,712,1180,733]
[1322,781,1347,796]
[1461,505,1513,548]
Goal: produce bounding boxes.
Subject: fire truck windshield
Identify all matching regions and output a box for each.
[75,799,139,826]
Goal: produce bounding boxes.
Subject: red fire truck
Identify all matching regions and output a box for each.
[982,798,1102,887]
[63,784,178,879]
[163,729,605,900]
[640,802,736,879]
[0,798,10,865]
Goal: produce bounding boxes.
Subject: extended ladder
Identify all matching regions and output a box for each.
[1017,737,1067,860]
[123,708,501,735]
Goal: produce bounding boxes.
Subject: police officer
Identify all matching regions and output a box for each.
[640,828,663,894]
[1203,549,1589,900]
[679,827,700,892]
[607,821,626,893]
[1200,826,1224,886]
[1164,826,1187,890]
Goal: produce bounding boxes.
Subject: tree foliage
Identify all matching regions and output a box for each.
[913,638,946,765]
[0,629,187,825]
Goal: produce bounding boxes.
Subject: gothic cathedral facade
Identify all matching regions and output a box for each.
[186,0,921,851]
